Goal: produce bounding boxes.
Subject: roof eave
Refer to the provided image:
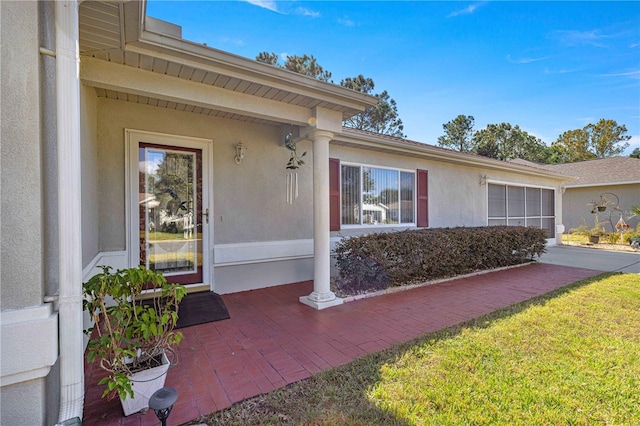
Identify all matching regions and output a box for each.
[563,180,640,188]
[336,129,574,181]
[117,5,377,116]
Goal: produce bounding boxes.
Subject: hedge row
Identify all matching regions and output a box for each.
[334,226,547,295]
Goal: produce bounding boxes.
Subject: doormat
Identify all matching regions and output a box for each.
[175,291,230,329]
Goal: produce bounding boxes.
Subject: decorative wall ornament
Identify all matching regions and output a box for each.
[284,132,307,204]
[234,142,246,165]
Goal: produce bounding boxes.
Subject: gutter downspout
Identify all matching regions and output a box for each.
[55,0,84,423]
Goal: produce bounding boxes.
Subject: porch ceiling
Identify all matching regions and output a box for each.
[92,87,277,126]
[78,1,375,127]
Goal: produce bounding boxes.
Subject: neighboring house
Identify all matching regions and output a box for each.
[1,2,570,425]
[540,157,640,233]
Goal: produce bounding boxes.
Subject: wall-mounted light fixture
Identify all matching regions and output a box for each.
[235,142,246,165]
[479,174,488,186]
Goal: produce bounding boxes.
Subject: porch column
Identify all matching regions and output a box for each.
[299,130,344,310]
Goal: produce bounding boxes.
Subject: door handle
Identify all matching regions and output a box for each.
[203,208,209,224]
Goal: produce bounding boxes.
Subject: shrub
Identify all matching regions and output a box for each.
[334,226,547,294]
[621,227,640,245]
[605,232,621,244]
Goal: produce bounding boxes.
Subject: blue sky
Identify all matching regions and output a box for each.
[147,1,640,154]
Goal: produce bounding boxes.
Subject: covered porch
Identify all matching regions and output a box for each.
[75,1,377,307]
[82,263,600,425]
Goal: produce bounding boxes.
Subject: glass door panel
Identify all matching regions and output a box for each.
[139,143,203,285]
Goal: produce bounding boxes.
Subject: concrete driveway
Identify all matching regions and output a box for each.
[540,245,640,273]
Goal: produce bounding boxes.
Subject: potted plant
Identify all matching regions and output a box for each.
[588,197,610,214]
[588,228,603,244]
[83,265,187,416]
[569,220,605,244]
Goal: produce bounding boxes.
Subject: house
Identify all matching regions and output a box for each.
[540,157,640,233]
[0,1,571,425]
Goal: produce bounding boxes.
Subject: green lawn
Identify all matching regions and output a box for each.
[196,273,640,426]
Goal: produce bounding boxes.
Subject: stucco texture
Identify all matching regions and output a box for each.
[1,4,56,426]
[1,0,43,310]
[96,97,314,250]
[81,85,101,266]
[563,184,640,232]
[329,144,564,237]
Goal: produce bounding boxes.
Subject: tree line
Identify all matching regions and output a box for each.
[256,52,405,138]
[255,52,635,164]
[437,115,633,164]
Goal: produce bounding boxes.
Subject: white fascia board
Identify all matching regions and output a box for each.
[334,132,572,181]
[81,56,312,125]
[563,180,640,188]
[128,32,377,112]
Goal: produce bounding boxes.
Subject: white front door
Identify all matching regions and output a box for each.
[127,130,213,290]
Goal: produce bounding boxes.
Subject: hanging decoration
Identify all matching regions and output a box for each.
[284,132,306,204]
[615,216,629,231]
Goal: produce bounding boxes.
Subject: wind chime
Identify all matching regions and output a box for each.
[284,132,306,204]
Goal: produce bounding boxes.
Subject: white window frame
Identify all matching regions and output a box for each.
[486,180,556,238]
[125,129,215,290]
[340,161,416,228]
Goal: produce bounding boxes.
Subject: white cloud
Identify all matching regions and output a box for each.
[243,0,279,13]
[241,1,320,17]
[448,2,486,18]
[544,67,584,75]
[549,29,612,48]
[338,16,357,27]
[506,54,551,64]
[598,70,640,79]
[295,7,320,18]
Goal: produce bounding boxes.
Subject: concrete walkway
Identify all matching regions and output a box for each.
[83,262,603,426]
[540,244,640,273]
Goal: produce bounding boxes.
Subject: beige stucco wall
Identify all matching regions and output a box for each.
[1,3,58,426]
[92,94,566,293]
[563,183,640,232]
[40,0,58,300]
[330,144,564,237]
[96,97,314,251]
[1,0,43,310]
[81,84,100,265]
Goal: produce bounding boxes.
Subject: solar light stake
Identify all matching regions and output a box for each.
[149,387,178,426]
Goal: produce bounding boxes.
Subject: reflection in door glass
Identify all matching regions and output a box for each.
[140,148,198,275]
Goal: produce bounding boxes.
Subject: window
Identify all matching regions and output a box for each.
[340,164,415,226]
[488,183,555,237]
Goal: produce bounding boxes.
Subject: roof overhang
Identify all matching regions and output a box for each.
[563,180,640,189]
[336,129,574,181]
[78,1,377,127]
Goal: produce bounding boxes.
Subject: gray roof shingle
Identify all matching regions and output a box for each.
[540,156,640,186]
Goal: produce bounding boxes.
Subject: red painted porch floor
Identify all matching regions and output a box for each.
[83,263,600,426]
